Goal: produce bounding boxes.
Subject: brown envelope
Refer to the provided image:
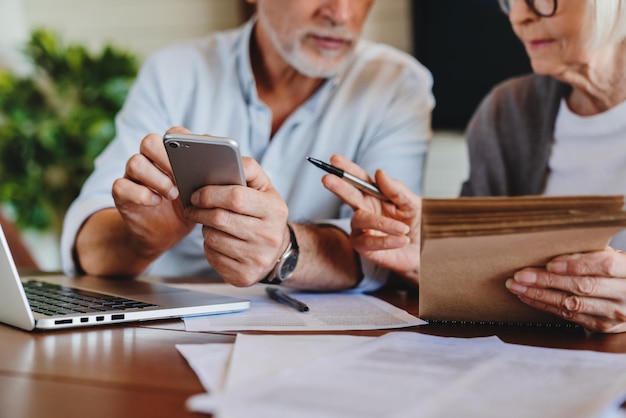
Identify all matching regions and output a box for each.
[419,196,626,324]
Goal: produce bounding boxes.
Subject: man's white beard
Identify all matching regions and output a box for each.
[261,14,355,78]
[278,40,350,78]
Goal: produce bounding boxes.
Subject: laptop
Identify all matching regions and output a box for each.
[0,225,250,331]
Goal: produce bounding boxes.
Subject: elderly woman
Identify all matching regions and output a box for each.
[322,0,626,333]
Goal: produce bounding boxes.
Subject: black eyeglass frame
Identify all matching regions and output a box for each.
[497,0,558,18]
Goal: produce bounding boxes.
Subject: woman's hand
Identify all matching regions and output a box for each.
[322,155,422,284]
[505,247,626,333]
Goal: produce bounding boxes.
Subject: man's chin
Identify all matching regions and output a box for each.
[297,66,340,79]
[288,53,352,78]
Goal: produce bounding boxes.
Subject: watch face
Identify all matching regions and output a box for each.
[279,251,299,280]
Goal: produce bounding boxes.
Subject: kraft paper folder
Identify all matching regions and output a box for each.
[419,195,626,325]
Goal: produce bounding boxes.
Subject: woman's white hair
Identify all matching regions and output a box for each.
[587,0,626,48]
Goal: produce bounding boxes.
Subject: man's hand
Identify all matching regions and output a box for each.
[113,127,196,257]
[76,126,196,276]
[185,157,290,287]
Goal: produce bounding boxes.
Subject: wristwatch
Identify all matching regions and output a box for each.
[263,223,299,285]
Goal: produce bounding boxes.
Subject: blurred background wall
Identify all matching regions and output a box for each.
[16,0,413,59]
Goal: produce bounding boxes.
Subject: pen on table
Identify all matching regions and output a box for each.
[306,156,391,202]
[266,286,310,312]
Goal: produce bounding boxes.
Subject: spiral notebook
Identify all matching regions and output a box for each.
[419,195,626,325]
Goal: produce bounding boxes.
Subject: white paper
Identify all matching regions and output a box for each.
[171,283,424,332]
[187,332,626,418]
[225,333,373,390]
[176,334,373,394]
[176,343,233,392]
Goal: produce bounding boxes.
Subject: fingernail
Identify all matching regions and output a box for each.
[168,187,179,200]
[514,271,537,284]
[505,278,527,294]
[393,224,410,235]
[547,261,566,274]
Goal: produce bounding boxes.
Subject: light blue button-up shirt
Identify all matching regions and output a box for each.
[61,19,434,291]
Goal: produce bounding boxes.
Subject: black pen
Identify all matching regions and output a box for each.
[306,157,391,202]
[265,287,309,312]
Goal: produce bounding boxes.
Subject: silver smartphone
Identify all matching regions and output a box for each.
[163,133,246,208]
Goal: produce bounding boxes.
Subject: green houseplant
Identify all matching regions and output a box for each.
[0,29,138,233]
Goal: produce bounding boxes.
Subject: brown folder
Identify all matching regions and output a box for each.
[419,195,626,324]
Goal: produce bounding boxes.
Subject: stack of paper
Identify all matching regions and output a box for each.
[419,195,626,324]
[177,332,626,418]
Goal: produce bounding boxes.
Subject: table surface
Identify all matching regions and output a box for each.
[3,282,626,418]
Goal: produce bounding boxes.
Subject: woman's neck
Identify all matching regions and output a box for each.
[564,42,626,116]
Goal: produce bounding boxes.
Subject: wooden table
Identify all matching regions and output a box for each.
[2,284,626,418]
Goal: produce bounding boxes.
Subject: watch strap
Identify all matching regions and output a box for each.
[261,223,298,285]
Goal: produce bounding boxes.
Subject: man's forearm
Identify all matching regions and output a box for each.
[74,208,158,276]
[284,223,361,290]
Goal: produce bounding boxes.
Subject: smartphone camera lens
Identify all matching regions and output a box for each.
[168,142,180,149]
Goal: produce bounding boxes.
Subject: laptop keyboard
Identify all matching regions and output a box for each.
[24,280,158,316]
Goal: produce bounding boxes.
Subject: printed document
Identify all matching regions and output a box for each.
[177,334,373,392]
[182,332,626,418]
[171,283,423,332]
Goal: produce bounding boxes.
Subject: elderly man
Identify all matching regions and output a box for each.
[61,0,434,291]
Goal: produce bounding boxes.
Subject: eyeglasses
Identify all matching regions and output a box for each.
[497,0,558,18]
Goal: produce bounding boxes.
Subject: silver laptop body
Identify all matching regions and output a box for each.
[0,226,250,330]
